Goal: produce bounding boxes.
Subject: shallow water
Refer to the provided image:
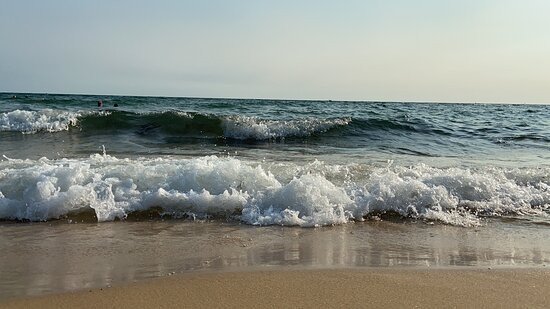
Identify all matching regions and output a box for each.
[0,219,549,299]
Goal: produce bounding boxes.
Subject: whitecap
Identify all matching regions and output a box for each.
[221,116,350,139]
[0,155,548,227]
[0,109,81,133]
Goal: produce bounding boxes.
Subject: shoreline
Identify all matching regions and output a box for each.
[2,220,549,300]
[2,268,549,308]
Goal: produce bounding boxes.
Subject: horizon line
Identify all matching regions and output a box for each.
[1,91,548,106]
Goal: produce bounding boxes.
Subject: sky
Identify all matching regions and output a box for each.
[1,0,549,103]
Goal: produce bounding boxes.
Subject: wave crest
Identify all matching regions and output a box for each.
[1,109,351,140]
[0,109,81,133]
[1,155,548,227]
[222,116,351,139]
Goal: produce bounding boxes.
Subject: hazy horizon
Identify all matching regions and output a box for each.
[2,1,550,103]
[3,91,550,105]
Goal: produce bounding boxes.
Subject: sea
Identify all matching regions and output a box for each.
[0,92,549,297]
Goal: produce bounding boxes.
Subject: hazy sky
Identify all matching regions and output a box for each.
[1,0,549,103]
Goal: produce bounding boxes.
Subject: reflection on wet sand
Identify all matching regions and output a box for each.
[0,219,549,299]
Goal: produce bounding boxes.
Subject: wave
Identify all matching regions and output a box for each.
[495,134,550,143]
[221,116,350,139]
[0,108,464,140]
[0,109,81,133]
[0,109,352,139]
[1,155,548,227]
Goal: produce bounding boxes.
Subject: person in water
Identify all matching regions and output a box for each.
[97,99,103,108]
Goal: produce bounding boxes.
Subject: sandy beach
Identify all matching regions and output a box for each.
[2,268,549,308]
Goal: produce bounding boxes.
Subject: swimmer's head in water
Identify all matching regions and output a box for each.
[97,100,103,107]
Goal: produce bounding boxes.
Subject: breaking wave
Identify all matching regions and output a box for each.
[0,155,548,227]
[221,116,351,139]
[0,109,351,139]
[0,109,81,133]
[0,108,464,140]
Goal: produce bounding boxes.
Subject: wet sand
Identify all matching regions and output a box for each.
[1,220,550,300]
[3,269,550,308]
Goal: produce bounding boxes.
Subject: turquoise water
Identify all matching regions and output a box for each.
[0,93,549,226]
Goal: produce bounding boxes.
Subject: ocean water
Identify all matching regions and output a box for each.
[0,93,549,227]
[1,92,550,298]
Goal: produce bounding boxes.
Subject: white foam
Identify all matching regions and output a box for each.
[352,165,549,226]
[0,155,279,222]
[0,155,548,226]
[242,174,354,227]
[221,116,350,139]
[0,109,81,133]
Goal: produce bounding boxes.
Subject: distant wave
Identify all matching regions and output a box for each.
[0,109,353,139]
[0,109,81,133]
[495,134,550,143]
[0,108,452,139]
[1,155,548,227]
[221,115,351,139]
[2,109,547,148]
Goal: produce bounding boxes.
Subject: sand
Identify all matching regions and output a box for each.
[2,221,550,307]
[2,268,549,309]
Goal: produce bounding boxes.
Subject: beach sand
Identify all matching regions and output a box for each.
[2,269,549,308]
[2,220,550,305]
